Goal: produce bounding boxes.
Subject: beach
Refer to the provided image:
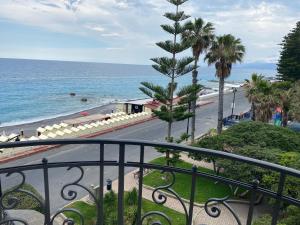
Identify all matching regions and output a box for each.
[0,85,240,139]
[0,103,116,137]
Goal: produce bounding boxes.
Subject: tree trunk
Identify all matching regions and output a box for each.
[251,102,256,121]
[217,76,225,134]
[282,110,288,127]
[190,68,198,144]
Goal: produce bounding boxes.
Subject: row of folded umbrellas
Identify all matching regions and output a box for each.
[0,112,150,143]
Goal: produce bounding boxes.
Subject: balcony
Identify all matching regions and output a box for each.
[0,139,299,225]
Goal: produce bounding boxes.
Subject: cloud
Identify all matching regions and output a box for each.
[0,0,299,64]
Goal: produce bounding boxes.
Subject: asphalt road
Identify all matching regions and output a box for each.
[0,90,250,212]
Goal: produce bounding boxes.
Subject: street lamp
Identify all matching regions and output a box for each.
[186,102,191,139]
[231,88,238,119]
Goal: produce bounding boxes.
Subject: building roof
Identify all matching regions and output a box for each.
[118,98,153,105]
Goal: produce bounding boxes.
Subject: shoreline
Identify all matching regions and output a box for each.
[0,102,116,128]
[0,103,117,137]
[0,86,243,137]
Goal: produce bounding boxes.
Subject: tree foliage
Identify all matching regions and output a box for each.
[205,34,245,134]
[140,0,197,164]
[244,73,274,122]
[181,17,215,143]
[277,22,300,81]
[192,122,300,224]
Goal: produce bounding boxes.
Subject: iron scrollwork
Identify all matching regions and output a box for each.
[57,166,100,225]
[0,171,45,224]
[204,196,242,225]
[142,170,189,224]
[51,208,84,225]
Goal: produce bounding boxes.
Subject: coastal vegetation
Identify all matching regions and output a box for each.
[277,22,300,81]
[244,74,300,124]
[140,0,199,164]
[205,35,245,134]
[64,189,185,225]
[192,121,300,224]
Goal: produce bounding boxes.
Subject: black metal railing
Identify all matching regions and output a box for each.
[0,139,299,225]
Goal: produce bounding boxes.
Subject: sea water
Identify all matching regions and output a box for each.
[0,58,276,126]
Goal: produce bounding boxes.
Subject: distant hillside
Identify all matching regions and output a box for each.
[235,62,277,70]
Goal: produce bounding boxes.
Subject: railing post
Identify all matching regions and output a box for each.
[271,172,286,225]
[136,145,145,225]
[98,143,105,225]
[42,158,51,225]
[188,166,197,225]
[118,144,125,225]
[0,175,2,221]
[246,179,259,225]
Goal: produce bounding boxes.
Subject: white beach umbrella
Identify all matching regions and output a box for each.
[84,124,93,129]
[90,123,98,127]
[71,127,80,132]
[0,135,8,142]
[97,122,105,127]
[63,129,72,134]
[47,132,57,139]
[55,130,65,136]
[28,136,39,141]
[45,125,54,131]
[8,133,18,139]
[53,124,61,129]
[39,134,48,140]
[60,123,69,128]
[78,125,86,131]
[37,127,46,133]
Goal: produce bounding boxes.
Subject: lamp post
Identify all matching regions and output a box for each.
[186,102,191,139]
[231,88,237,119]
[106,179,112,191]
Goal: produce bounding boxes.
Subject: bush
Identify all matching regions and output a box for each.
[193,121,300,223]
[2,183,44,213]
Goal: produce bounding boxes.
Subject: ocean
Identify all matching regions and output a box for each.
[0,58,276,127]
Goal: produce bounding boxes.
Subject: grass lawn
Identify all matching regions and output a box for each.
[65,198,186,225]
[143,157,232,203]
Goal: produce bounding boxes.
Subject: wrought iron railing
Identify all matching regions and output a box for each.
[0,139,299,225]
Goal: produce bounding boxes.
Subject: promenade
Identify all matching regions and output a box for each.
[0,90,250,212]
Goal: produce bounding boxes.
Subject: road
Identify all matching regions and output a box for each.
[0,90,250,212]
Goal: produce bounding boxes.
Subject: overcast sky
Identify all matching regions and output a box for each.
[0,0,299,64]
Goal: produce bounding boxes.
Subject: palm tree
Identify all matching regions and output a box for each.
[205,34,245,134]
[252,78,274,123]
[244,73,265,120]
[181,18,215,143]
[272,82,294,126]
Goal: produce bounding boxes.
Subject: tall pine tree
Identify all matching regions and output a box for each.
[140,0,197,163]
[277,22,300,81]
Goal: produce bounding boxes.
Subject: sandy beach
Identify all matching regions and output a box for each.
[0,103,117,137]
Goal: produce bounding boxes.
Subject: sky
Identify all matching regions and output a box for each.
[0,0,299,65]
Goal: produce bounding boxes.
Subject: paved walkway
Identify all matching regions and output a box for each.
[83,165,266,225]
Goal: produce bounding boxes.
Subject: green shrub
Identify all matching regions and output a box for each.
[2,183,44,213]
